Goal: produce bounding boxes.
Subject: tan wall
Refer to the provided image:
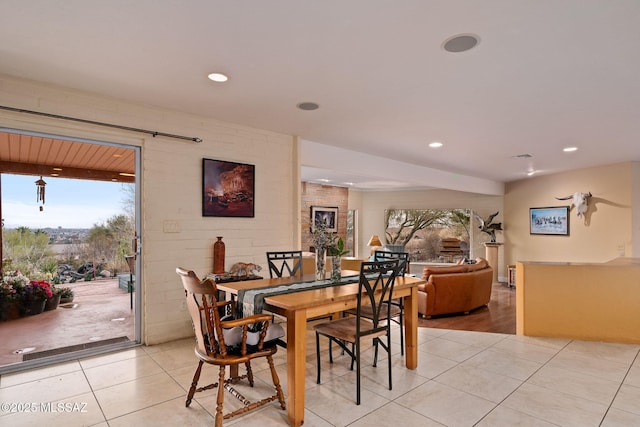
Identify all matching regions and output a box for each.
[504,162,634,266]
[516,259,640,343]
[351,189,505,278]
[0,75,298,345]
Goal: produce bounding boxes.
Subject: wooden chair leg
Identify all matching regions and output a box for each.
[186,360,204,407]
[267,355,286,409]
[215,365,226,427]
[245,361,254,386]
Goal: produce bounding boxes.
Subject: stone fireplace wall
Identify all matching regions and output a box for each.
[301,182,348,252]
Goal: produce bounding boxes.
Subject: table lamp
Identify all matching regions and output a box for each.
[367,235,383,255]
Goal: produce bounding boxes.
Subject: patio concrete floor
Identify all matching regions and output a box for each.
[0,277,135,368]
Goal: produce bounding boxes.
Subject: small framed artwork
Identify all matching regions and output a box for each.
[202,158,255,217]
[311,206,338,232]
[529,206,569,235]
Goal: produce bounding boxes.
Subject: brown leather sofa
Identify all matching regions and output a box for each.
[418,257,493,318]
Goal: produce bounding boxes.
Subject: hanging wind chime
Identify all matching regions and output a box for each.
[35,176,46,211]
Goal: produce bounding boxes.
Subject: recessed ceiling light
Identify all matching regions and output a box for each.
[119,172,135,177]
[443,34,480,53]
[429,141,443,148]
[207,72,229,82]
[563,147,578,152]
[318,178,330,182]
[297,102,319,111]
[52,167,62,171]
[51,173,59,177]
[527,171,536,176]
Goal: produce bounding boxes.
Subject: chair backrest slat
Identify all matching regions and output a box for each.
[357,260,399,335]
[266,250,303,278]
[374,251,409,276]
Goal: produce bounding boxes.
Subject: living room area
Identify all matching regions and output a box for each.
[302,157,639,340]
[2,1,639,355]
[2,2,640,423]
[1,62,639,427]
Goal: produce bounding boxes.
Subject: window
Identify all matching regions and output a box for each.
[384,209,471,262]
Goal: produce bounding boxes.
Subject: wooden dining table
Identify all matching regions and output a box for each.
[216,270,426,427]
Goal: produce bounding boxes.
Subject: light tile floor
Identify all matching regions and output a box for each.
[1,325,639,426]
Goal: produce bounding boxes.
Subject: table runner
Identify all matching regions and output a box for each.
[236,275,360,317]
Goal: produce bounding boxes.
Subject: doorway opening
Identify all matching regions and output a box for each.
[0,129,141,372]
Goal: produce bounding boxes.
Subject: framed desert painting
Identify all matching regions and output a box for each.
[202,158,255,217]
[529,206,569,235]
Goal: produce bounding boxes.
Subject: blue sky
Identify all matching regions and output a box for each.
[2,174,132,229]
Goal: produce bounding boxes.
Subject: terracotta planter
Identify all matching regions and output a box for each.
[22,299,46,316]
[44,294,61,311]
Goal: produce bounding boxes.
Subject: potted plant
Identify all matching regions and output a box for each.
[44,284,63,311]
[1,270,29,320]
[313,222,351,283]
[59,287,74,304]
[22,280,52,316]
[1,280,21,321]
[327,236,350,283]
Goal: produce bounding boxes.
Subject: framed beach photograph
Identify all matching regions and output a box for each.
[311,206,338,232]
[202,158,255,217]
[529,206,569,235]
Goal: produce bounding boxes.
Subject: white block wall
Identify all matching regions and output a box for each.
[0,74,298,344]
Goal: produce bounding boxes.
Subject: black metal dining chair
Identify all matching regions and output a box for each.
[266,250,303,278]
[265,250,305,348]
[345,250,409,357]
[314,259,399,405]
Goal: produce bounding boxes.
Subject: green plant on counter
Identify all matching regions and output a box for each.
[327,236,349,257]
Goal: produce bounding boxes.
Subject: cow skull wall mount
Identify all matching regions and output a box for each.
[555,192,592,218]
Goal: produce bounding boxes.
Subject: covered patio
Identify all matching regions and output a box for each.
[0,277,135,368]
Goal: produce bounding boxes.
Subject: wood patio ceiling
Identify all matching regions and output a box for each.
[0,132,135,183]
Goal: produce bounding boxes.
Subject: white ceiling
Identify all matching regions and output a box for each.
[1,1,639,193]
